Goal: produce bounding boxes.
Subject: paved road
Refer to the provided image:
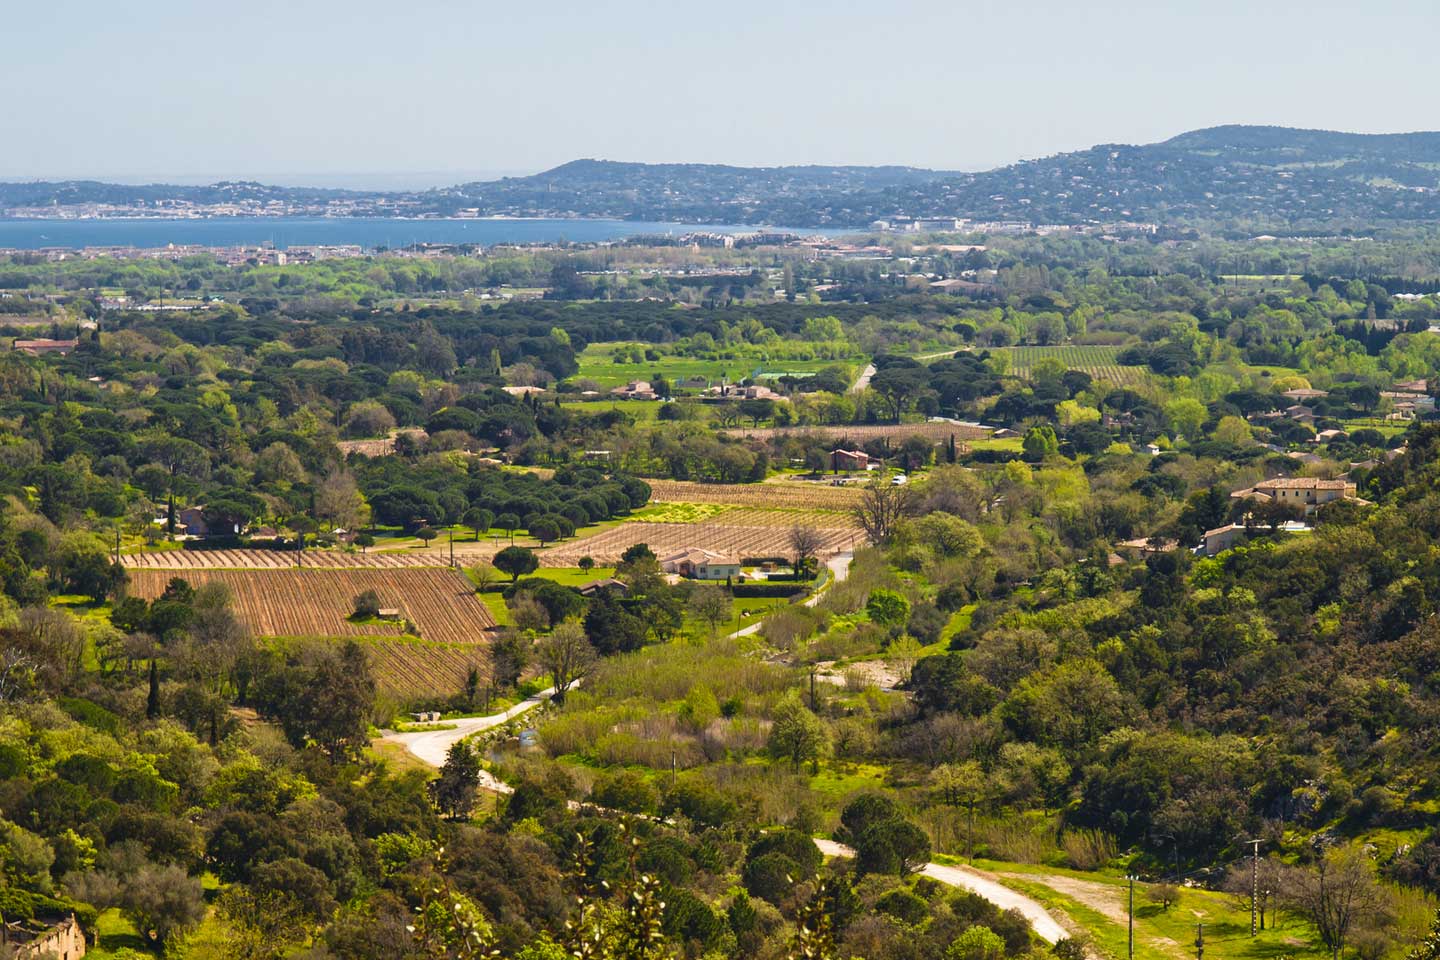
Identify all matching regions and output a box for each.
[383,687,561,768]
[732,551,852,637]
[813,840,1067,944]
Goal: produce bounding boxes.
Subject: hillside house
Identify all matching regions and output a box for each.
[831,448,870,471]
[176,506,210,537]
[1229,477,1358,515]
[12,338,79,356]
[1201,523,1247,557]
[1283,404,1315,422]
[660,548,742,581]
[1281,388,1327,401]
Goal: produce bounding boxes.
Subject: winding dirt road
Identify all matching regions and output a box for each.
[814,840,1067,944]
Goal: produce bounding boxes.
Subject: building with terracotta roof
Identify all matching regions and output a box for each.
[659,548,742,580]
[12,338,78,356]
[1230,477,1357,515]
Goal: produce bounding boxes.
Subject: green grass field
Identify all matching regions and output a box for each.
[559,398,666,421]
[472,566,620,626]
[575,342,856,389]
[972,859,1330,960]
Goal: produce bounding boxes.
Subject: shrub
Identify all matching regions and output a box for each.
[742,851,801,905]
[352,589,381,619]
[876,888,929,925]
[946,926,1004,960]
[589,768,660,815]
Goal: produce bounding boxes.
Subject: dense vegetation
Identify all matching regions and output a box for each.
[7,226,1440,959]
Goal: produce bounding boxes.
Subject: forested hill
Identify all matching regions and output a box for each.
[430,159,952,225]
[11,126,1440,227]
[870,125,1440,228]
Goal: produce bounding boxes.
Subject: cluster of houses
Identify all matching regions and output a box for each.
[1251,383,1437,427]
[1197,476,1368,556]
[1117,474,1378,560]
[602,379,789,403]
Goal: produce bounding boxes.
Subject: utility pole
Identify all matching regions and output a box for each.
[1248,838,1263,936]
[449,528,455,568]
[1194,922,1204,960]
[1127,875,1136,960]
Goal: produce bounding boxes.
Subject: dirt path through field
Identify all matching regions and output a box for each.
[998,872,1127,924]
[995,872,1188,958]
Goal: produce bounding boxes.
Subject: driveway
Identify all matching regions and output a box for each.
[813,840,1068,944]
[731,551,852,638]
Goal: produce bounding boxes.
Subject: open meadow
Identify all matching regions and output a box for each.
[575,341,858,388]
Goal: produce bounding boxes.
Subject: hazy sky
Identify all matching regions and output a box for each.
[6,0,1438,185]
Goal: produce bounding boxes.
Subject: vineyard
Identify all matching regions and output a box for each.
[126,568,495,644]
[123,550,446,570]
[646,479,862,510]
[998,345,1148,385]
[359,637,487,700]
[721,422,990,444]
[541,519,860,566]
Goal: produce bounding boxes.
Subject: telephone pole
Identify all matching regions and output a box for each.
[1194,922,1204,960]
[1248,838,1263,936]
[1126,875,1136,960]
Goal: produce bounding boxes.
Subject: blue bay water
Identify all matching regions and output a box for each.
[0,217,826,251]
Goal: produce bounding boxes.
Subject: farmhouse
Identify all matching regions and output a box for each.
[1201,524,1247,557]
[1283,404,1315,422]
[830,448,870,471]
[12,338,79,356]
[2,913,86,959]
[1229,477,1358,515]
[578,577,628,597]
[611,380,658,400]
[1281,388,1327,401]
[660,548,742,580]
[176,506,210,537]
[705,383,785,401]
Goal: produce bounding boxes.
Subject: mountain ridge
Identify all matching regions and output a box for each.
[9,125,1440,227]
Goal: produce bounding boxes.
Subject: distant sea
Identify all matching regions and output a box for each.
[0,217,832,251]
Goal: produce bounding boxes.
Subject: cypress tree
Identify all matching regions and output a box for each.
[146,660,160,719]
